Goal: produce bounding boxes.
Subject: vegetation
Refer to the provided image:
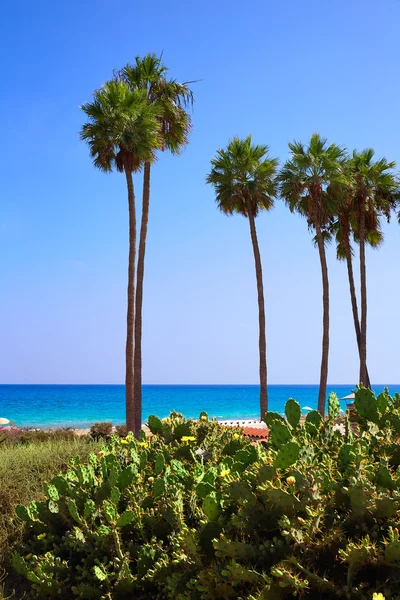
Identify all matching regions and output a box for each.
[346,150,398,386]
[278,134,347,416]
[119,54,193,436]
[80,53,399,425]
[207,136,278,418]
[0,433,99,573]
[80,79,162,435]
[6,389,400,598]
[89,422,114,441]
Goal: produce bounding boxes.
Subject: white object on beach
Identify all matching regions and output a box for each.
[302,406,313,412]
[0,418,10,425]
[340,393,355,400]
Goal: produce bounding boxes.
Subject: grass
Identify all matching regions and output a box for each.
[0,434,100,597]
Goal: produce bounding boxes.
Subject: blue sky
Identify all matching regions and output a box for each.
[1,0,399,385]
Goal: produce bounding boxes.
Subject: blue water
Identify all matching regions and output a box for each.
[0,384,396,428]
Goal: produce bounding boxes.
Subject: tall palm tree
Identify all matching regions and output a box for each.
[80,80,161,436]
[120,54,193,429]
[347,149,397,387]
[206,136,278,419]
[329,194,380,388]
[278,134,347,416]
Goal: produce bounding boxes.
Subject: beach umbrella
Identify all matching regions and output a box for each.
[340,393,355,400]
[0,418,10,425]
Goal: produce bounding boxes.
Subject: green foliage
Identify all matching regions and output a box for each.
[285,398,301,429]
[0,435,100,596]
[147,415,162,435]
[328,391,341,420]
[10,396,400,599]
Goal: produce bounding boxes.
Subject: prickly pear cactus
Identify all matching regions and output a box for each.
[12,401,400,600]
[148,414,163,434]
[354,387,379,423]
[273,442,300,470]
[305,410,322,428]
[269,421,292,448]
[328,392,341,420]
[202,494,220,522]
[285,398,301,429]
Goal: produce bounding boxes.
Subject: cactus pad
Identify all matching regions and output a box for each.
[354,388,379,423]
[328,392,341,420]
[273,441,300,469]
[148,415,163,434]
[270,421,292,448]
[305,410,322,428]
[285,398,301,428]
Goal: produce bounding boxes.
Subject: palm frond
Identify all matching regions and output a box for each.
[118,53,194,157]
[206,136,279,218]
[79,80,162,174]
[278,133,348,230]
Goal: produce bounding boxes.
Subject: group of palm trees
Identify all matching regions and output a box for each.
[80,54,193,435]
[80,53,399,433]
[207,135,398,418]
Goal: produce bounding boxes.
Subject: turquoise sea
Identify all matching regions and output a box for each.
[0,384,396,428]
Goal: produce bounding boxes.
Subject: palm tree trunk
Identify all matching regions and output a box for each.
[314,220,329,417]
[359,201,368,386]
[343,235,371,387]
[125,169,136,434]
[246,201,268,419]
[133,161,151,437]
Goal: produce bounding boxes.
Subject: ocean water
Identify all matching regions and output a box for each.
[0,384,396,428]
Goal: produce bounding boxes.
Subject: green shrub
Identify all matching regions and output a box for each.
[0,437,100,574]
[11,389,400,599]
[89,422,113,441]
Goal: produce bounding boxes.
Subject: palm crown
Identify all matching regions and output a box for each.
[120,54,193,155]
[348,148,398,233]
[206,136,279,217]
[278,133,348,228]
[80,80,161,173]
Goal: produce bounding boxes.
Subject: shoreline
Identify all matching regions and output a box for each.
[1,418,269,437]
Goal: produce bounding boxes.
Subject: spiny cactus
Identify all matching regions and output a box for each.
[273,441,300,470]
[354,386,379,423]
[328,392,341,420]
[285,398,301,429]
[12,398,400,600]
[269,421,292,448]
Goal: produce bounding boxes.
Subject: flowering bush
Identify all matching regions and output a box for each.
[12,391,400,599]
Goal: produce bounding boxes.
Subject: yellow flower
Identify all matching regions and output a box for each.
[181,436,196,442]
[98,451,106,457]
[37,533,46,540]
[120,439,128,445]
[373,594,385,600]
[200,415,208,421]
[138,441,149,448]
[233,433,240,440]
[220,468,231,478]
[286,476,296,487]
[148,477,155,484]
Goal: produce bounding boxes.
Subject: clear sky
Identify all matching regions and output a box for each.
[1,0,399,385]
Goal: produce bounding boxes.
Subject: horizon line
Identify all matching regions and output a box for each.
[0,383,396,387]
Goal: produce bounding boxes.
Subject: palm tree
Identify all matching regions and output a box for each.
[80,80,161,436]
[330,194,379,388]
[206,136,278,419]
[120,54,193,428]
[278,134,347,416]
[347,149,397,387]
